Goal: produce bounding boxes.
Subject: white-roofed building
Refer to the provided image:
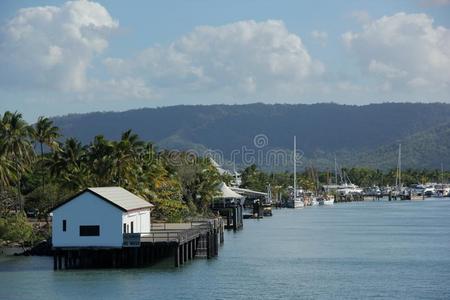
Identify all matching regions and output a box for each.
[215,182,245,205]
[51,187,153,248]
[212,182,244,230]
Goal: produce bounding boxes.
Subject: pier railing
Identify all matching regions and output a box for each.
[123,219,222,246]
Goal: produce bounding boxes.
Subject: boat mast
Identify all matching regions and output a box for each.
[334,154,338,185]
[294,136,297,199]
[396,144,402,190]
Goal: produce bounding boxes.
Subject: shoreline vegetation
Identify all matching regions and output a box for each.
[0,111,449,251]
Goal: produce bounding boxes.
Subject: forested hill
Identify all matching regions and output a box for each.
[52,102,450,170]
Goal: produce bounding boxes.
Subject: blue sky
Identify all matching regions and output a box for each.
[0,0,449,121]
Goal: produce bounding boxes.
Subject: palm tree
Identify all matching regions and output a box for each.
[0,141,17,188]
[48,138,89,191]
[112,130,144,187]
[87,135,115,186]
[0,111,34,210]
[31,116,60,198]
[32,116,60,156]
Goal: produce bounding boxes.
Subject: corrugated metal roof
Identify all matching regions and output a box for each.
[88,187,154,211]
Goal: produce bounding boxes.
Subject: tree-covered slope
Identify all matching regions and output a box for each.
[52,102,450,169]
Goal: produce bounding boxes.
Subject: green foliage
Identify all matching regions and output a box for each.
[239,165,450,194]
[166,154,221,214]
[150,198,190,223]
[0,213,33,246]
[51,103,450,170]
[241,164,269,191]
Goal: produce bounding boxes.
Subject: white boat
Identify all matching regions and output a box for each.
[323,198,334,205]
[311,197,319,206]
[317,195,334,205]
[337,183,363,196]
[292,198,305,208]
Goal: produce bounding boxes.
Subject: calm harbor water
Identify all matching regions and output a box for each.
[1,198,450,299]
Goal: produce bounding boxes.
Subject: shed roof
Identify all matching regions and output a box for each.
[51,187,154,212]
[215,182,245,199]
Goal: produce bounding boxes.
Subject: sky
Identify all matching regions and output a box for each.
[0,0,449,121]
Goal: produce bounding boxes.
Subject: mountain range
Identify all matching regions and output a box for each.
[52,102,450,171]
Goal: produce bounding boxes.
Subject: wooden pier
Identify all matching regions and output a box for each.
[211,203,243,230]
[53,218,224,270]
[335,193,364,203]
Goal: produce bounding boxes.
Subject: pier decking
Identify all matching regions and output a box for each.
[53,218,224,270]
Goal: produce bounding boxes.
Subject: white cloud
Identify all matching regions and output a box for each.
[351,10,371,24]
[0,0,118,92]
[311,30,328,46]
[368,60,408,79]
[104,20,324,98]
[342,12,450,94]
[420,0,450,7]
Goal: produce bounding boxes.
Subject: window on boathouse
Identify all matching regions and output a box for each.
[79,225,100,236]
[62,220,66,232]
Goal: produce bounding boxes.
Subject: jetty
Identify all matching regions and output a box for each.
[53,219,223,270]
[50,187,223,270]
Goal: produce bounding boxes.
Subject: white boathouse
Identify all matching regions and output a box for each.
[51,187,153,248]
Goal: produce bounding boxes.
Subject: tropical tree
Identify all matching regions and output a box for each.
[0,142,17,188]
[0,111,34,210]
[111,130,144,187]
[30,116,60,199]
[174,155,221,214]
[87,135,115,186]
[48,138,89,191]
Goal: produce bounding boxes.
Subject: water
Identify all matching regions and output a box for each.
[1,198,450,299]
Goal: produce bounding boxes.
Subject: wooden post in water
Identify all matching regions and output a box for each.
[206,232,211,259]
[180,243,185,265]
[183,242,188,262]
[193,238,198,257]
[53,253,57,270]
[174,245,180,267]
[214,230,219,256]
[233,207,237,231]
[57,251,62,270]
[64,251,68,269]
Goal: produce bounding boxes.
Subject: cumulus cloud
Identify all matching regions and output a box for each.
[342,12,450,94]
[104,20,324,98]
[0,0,118,92]
[311,30,328,46]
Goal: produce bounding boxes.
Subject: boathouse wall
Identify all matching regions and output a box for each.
[52,192,123,248]
[122,210,151,233]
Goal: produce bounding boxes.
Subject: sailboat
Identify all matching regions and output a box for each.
[393,144,422,200]
[334,158,362,197]
[393,143,403,198]
[290,136,304,208]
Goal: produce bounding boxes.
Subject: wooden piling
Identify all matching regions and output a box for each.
[174,245,180,267]
[57,252,62,270]
[53,253,57,270]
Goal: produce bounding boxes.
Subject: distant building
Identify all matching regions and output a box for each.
[50,187,153,248]
[209,157,242,187]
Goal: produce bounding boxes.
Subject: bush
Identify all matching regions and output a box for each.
[0,213,33,247]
